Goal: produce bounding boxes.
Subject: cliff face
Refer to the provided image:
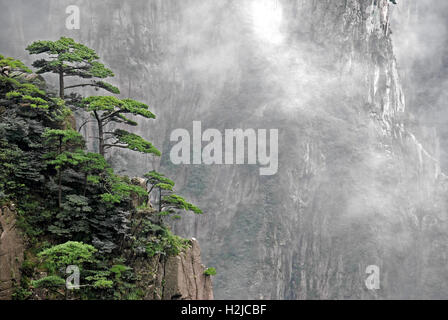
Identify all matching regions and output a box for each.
[1,0,447,299]
[0,205,24,300]
[0,203,212,300]
[130,181,213,300]
[134,238,213,300]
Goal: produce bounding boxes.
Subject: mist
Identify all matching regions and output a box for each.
[392,0,448,171]
[1,0,448,299]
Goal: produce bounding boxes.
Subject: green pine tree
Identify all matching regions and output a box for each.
[79,152,108,196]
[26,37,119,99]
[1,54,64,111]
[79,96,160,157]
[43,129,85,207]
[144,170,202,220]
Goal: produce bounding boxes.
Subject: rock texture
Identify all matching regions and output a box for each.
[0,205,24,300]
[162,239,214,300]
[1,0,447,299]
[133,238,213,300]
[129,180,213,300]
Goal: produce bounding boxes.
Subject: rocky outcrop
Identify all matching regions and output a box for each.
[0,199,213,300]
[162,238,213,300]
[134,238,213,300]
[129,182,213,300]
[0,205,24,300]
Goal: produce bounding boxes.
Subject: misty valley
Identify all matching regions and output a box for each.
[0,0,447,303]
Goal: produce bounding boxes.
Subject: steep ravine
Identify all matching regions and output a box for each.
[1,0,447,299]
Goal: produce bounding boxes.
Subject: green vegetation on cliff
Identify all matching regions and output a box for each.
[0,38,203,300]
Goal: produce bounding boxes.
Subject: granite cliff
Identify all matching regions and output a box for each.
[0,0,446,299]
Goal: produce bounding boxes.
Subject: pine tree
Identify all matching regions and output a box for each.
[79,96,160,157]
[0,54,62,111]
[144,170,202,220]
[26,37,119,99]
[43,129,85,207]
[79,152,108,196]
[0,54,31,74]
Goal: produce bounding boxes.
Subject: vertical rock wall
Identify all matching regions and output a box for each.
[162,239,214,300]
[133,238,213,300]
[1,0,446,299]
[0,205,24,300]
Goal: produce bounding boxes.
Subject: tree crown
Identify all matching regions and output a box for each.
[0,54,32,73]
[26,37,109,76]
[26,37,119,95]
[43,129,85,147]
[144,171,175,190]
[81,96,156,121]
[112,129,161,156]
